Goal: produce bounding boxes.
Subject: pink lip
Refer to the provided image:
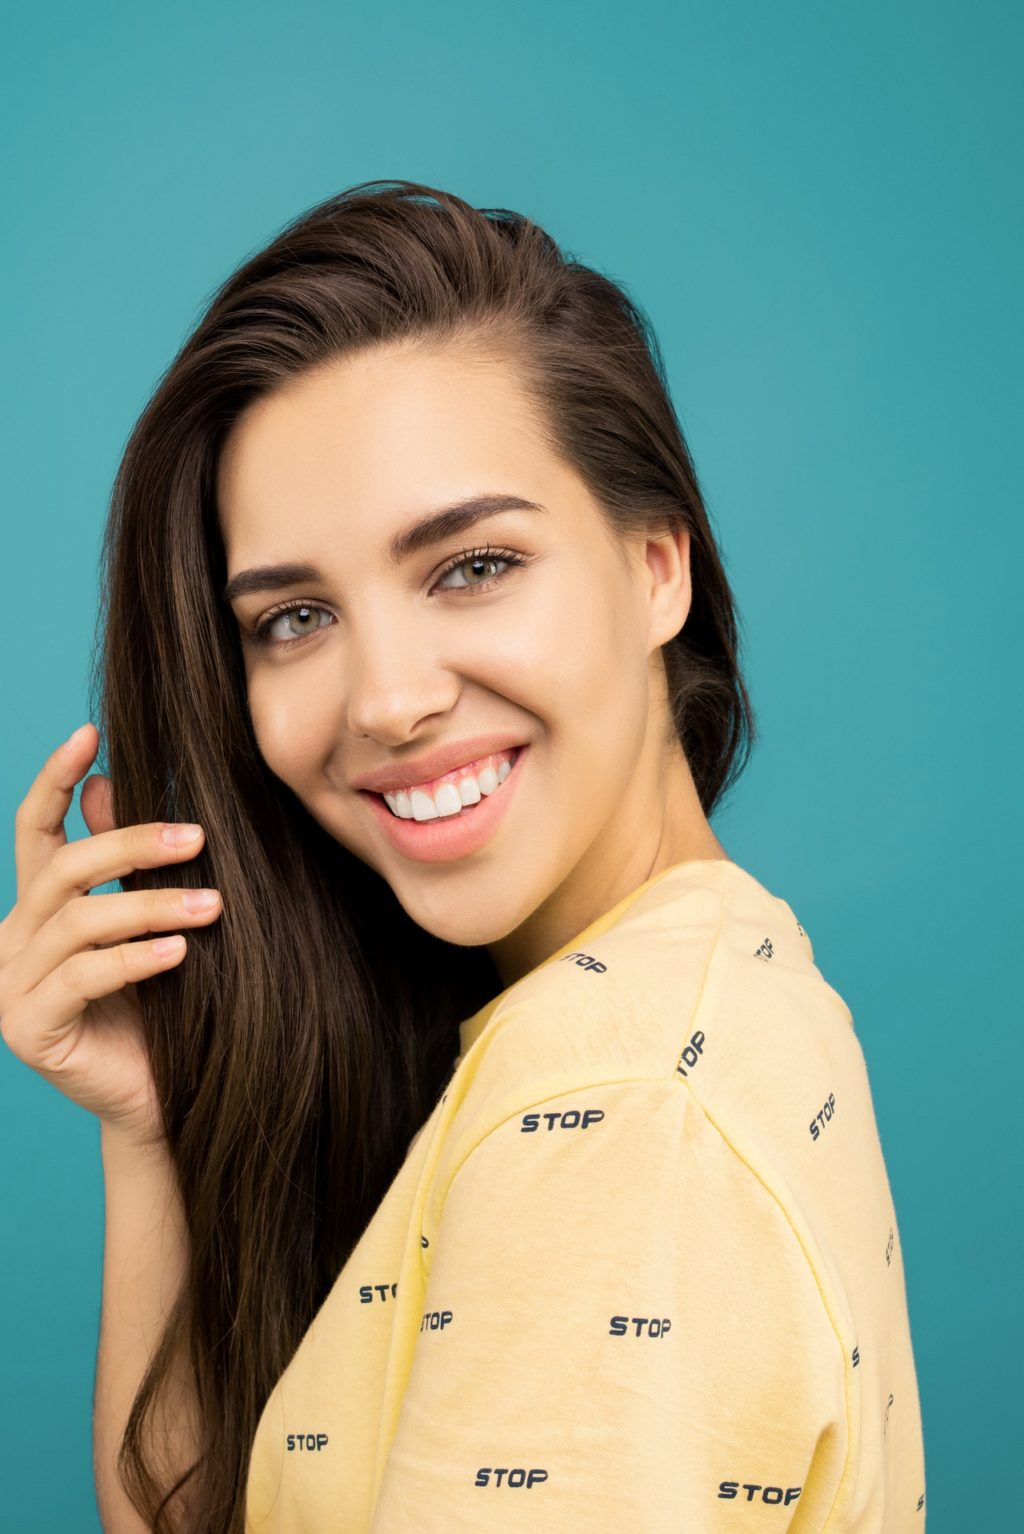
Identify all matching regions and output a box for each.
[359,745,528,864]
[351,733,528,795]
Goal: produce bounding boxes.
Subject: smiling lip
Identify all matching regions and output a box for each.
[360,745,529,864]
[351,733,528,796]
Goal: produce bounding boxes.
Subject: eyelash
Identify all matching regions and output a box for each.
[248,544,528,648]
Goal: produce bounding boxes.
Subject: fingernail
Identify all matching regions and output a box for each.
[62,723,91,754]
[153,935,186,957]
[161,823,203,846]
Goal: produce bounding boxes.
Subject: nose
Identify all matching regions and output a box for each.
[344,607,461,742]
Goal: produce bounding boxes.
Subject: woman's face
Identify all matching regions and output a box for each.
[217,340,714,981]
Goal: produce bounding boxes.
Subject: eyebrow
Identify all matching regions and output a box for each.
[222,493,547,605]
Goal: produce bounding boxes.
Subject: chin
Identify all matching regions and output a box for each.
[379,877,519,948]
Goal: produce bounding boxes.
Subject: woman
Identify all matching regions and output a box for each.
[1,180,925,1532]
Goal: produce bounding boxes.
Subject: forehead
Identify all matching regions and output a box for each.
[216,342,562,551]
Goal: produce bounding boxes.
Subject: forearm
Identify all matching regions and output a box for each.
[93,1121,198,1533]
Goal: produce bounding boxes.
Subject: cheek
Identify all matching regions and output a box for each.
[496,559,637,691]
[532,564,646,704]
[552,572,651,773]
[245,671,337,784]
[480,568,647,767]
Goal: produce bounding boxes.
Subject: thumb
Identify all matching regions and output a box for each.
[80,773,117,837]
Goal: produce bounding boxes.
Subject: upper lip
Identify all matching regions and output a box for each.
[351,735,528,795]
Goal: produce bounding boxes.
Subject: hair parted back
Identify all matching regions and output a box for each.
[91,177,756,1531]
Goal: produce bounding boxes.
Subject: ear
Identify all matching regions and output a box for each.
[642,523,692,651]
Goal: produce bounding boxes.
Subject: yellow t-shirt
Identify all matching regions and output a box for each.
[245,857,926,1531]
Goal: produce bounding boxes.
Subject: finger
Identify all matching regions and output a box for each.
[13,723,98,898]
[14,820,207,946]
[0,932,190,1065]
[3,885,221,1000]
[80,774,117,839]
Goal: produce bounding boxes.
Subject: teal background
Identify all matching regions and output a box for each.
[1,1,1020,1527]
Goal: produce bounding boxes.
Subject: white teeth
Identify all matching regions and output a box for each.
[459,777,482,806]
[432,783,463,818]
[382,751,517,821]
[409,788,438,821]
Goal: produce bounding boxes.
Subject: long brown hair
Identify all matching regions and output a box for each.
[90,178,756,1531]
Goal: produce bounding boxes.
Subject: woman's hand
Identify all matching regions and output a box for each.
[0,722,222,1150]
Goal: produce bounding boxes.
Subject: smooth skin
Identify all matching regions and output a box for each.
[2,343,727,1531]
[0,723,222,1147]
[0,726,216,1531]
[219,338,728,988]
[0,336,727,1124]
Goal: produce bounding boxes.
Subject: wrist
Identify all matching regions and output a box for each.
[99,1115,171,1168]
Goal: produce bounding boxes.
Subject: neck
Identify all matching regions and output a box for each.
[487,743,728,988]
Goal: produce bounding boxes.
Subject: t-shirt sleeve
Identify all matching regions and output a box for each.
[369,1078,848,1533]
